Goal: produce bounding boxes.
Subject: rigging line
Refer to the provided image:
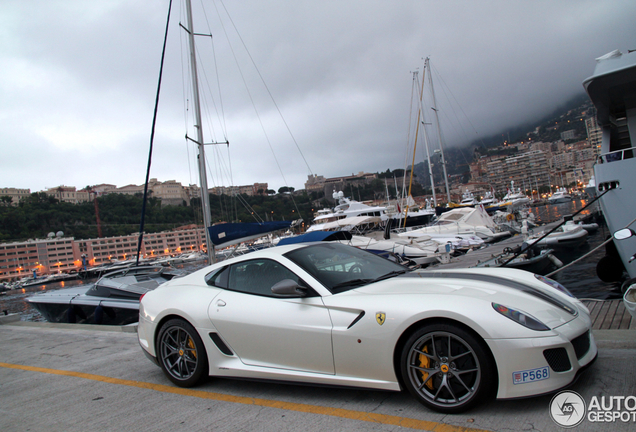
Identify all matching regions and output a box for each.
[136,0,173,266]
[402,72,418,204]
[211,17,300,218]
[203,153,229,223]
[195,42,224,141]
[545,213,636,278]
[428,69,472,168]
[205,1,297,219]
[179,30,199,224]
[199,0,228,139]
[431,63,487,149]
[500,189,610,267]
[217,0,313,175]
[226,147,239,222]
[406,69,428,219]
[233,193,264,223]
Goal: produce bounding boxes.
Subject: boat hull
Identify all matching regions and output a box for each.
[547,197,573,204]
[595,157,636,278]
[28,289,140,325]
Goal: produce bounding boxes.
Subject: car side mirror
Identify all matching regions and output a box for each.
[271,279,307,297]
[614,228,636,240]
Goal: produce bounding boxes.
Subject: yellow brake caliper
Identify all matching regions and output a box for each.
[419,345,434,390]
[187,337,197,359]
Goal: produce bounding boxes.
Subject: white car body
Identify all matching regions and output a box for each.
[138,242,596,412]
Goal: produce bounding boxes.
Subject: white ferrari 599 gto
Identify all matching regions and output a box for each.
[138,242,597,413]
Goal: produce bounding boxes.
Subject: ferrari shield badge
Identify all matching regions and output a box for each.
[376,312,386,326]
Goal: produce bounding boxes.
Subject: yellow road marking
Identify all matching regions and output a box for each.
[0,362,488,432]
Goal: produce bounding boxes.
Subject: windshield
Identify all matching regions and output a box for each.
[284,243,408,293]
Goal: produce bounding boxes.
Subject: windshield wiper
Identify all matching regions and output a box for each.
[370,269,409,283]
[331,278,373,290]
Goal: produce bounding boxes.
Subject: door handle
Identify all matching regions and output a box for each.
[216,300,226,307]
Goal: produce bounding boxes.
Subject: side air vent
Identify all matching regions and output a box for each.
[209,333,234,356]
[347,311,366,329]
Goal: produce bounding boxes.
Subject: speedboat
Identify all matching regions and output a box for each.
[583,49,636,281]
[27,266,183,325]
[548,188,572,204]
[475,246,561,275]
[525,220,588,249]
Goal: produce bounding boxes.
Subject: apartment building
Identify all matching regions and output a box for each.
[0,235,76,280]
[585,116,602,156]
[0,225,208,282]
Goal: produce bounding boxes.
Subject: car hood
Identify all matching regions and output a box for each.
[351,268,580,329]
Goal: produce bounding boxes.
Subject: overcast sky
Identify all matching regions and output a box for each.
[2,0,635,194]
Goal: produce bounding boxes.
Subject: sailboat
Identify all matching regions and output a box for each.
[404,58,453,217]
[181,0,293,260]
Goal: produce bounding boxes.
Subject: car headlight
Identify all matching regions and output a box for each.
[492,303,550,331]
[534,274,575,297]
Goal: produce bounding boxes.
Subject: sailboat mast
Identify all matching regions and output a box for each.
[416,68,437,208]
[185,0,215,263]
[426,58,451,204]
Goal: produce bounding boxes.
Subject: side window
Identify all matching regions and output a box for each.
[205,266,229,288]
[227,259,306,297]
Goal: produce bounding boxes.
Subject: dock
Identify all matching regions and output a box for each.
[584,299,635,330]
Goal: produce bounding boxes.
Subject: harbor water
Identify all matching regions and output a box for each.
[527,198,623,300]
[0,199,624,321]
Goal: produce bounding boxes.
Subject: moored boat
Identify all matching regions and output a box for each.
[548,188,573,204]
[525,220,588,249]
[583,49,636,281]
[27,266,183,325]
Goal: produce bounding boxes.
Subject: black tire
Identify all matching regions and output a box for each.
[157,318,208,387]
[400,323,495,413]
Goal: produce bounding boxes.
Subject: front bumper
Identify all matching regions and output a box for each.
[487,316,597,399]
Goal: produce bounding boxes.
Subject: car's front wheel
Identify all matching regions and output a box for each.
[400,323,495,413]
[157,318,208,387]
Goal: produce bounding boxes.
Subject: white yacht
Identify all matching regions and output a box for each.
[307,191,433,232]
[500,181,531,209]
[583,49,636,280]
[457,189,477,207]
[548,187,573,204]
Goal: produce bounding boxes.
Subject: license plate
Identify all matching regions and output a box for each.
[512,366,550,384]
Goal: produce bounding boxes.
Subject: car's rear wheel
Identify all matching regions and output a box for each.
[400,323,495,413]
[157,318,208,387]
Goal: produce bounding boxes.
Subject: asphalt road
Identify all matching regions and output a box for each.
[0,322,634,432]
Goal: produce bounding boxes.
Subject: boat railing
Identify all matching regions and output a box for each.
[99,265,165,280]
[596,146,635,164]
